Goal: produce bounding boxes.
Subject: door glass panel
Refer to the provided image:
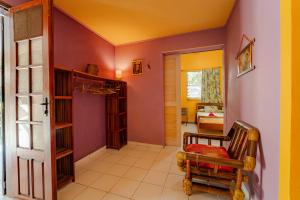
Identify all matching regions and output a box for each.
[31,67,43,93]
[31,38,43,65]
[32,96,43,122]
[17,97,29,121]
[32,125,43,150]
[18,124,30,148]
[17,40,29,67]
[17,69,29,93]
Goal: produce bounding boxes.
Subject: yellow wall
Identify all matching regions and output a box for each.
[290,0,300,198]
[280,0,300,199]
[180,50,223,122]
[280,0,292,198]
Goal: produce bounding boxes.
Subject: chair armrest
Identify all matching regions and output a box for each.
[184,132,230,141]
[183,132,230,149]
[176,151,244,170]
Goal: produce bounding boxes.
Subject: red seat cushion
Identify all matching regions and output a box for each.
[186,144,233,172]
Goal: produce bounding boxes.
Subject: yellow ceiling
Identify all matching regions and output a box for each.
[54,0,236,45]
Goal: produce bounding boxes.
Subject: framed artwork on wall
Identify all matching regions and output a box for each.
[132,59,143,75]
[236,34,255,77]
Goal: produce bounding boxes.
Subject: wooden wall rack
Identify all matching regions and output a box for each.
[54,66,127,188]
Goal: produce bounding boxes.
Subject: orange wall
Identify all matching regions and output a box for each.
[180,50,223,122]
[291,0,300,198]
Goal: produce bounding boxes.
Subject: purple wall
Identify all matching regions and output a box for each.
[225,0,280,199]
[115,28,226,145]
[54,8,115,161]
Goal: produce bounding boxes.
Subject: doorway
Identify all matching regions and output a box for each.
[164,49,225,146]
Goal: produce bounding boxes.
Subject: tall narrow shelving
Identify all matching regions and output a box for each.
[54,67,74,188]
[106,81,127,149]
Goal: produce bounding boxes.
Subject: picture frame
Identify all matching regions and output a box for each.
[132,59,143,75]
[237,42,254,77]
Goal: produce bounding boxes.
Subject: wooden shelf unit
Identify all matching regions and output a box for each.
[53,66,127,187]
[54,67,74,188]
[106,81,127,149]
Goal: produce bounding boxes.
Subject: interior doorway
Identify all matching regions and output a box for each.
[164,49,225,147]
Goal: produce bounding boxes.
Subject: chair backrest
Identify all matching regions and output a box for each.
[227,121,259,170]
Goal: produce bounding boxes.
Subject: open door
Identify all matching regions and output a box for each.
[6,0,54,199]
[164,54,181,146]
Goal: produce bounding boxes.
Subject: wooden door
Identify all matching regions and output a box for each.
[164,55,181,146]
[6,0,54,199]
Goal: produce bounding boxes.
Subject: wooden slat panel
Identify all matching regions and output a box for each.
[18,157,30,196]
[164,55,181,146]
[164,57,177,103]
[165,106,177,145]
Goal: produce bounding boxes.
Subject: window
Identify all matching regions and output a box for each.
[187,71,202,99]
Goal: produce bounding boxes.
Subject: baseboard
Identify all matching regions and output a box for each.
[128,141,163,148]
[75,145,107,166]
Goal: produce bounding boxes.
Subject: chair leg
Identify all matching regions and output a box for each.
[183,177,192,195]
[233,169,245,200]
[183,160,192,196]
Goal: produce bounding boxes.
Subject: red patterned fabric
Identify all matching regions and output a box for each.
[186,144,233,172]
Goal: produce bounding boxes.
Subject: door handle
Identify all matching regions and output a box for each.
[40,97,49,117]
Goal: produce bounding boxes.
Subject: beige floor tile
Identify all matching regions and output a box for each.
[189,191,219,200]
[143,170,168,186]
[147,145,163,152]
[57,183,86,200]
[102,193,130,200]
[150,161,171,172]
[106,164,130,177]
[76,170,102,186]
[143,151,159,160]
[122,167,148,181]
[161,188,188,200]
[75,165,88,177]
[88,160,115,173]
[155,152,174,163]
[110,178,140,198]
[73,188,106,200]
[126,150,145,158]
[116,155,139,166]
[132,182,163,200]
[93,152,112,161]
[102,154,124,163]
[134,145,150,151]
[133,158,155,170]
[164,174,183,191]
[169,164,185,176]
[76,157,92,169]
[90,174,120,192]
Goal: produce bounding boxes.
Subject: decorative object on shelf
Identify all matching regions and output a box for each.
[236,34,255,77]
[116,69,123,79]
[86,64,99,75]
[132,59,143,75]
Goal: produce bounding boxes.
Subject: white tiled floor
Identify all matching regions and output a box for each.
[58,130,228,200]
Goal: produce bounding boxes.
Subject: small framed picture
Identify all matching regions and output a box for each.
[237,43,254,77]
[132,59,143,75]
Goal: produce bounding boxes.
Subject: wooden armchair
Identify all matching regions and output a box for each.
[176,120,259,200]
